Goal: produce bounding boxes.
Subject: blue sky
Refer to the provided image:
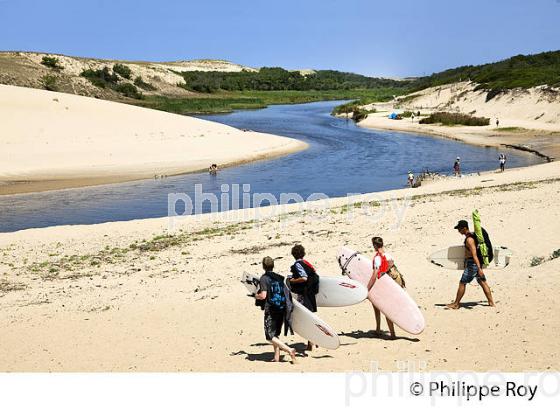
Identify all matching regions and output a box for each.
[1,0,559,77]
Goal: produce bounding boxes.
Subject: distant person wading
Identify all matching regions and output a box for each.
[499,154,507,172]
[453,157,461,177]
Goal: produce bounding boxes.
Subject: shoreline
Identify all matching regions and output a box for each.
[355,113,558,162]
[0,84,308,196]
[0,139,308,196]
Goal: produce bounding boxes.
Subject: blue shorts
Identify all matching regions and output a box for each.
[460,259,486,284]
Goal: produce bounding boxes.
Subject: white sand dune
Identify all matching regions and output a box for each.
[356,82,560,160]
[0,85,307,194]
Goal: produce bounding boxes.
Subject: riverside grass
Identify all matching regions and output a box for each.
[135,88,404,114]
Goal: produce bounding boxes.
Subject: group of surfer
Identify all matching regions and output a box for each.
[254,217,496,363]
[254,239,407,363]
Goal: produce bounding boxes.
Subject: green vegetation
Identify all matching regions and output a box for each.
[530,256,545,267]
[41,74,58,91]
[25,220,255,279]
[331,100,380,122]
[410,50,560,93]
[134,76,156,91]
[531,248,560,267]
[81,67,119,88]
[137,89,402,114]
[81,66,143,99]
[495,126,527,133]
[41,56,63,70]
[115,82,142,99]
[419,112,490,126]
[113,63,132,79]
[178,67,410,93]
[401,110,420,118]
[0,279,27,294]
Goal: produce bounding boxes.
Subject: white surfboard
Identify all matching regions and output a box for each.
[241,272,340,350]
[428,245,513,270]
[337,247,425,335]
[315,276,368,307]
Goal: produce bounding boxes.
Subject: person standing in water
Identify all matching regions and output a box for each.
[446,220,495,309]
[499,154,506,172]
[255,256,297,363]
[366,236,404,339]
[453,157,461,177]
[407,171,414,187]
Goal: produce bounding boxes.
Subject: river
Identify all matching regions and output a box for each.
[0,101,542,232]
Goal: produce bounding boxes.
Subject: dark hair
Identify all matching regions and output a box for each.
[371,236,384,250]
[262,256,274,272]
[291,244,305,260]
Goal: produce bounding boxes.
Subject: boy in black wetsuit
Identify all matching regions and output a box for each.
[288,244,319,351]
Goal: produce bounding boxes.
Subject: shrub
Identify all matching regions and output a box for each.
[419,112,490,126]
[81,66,119,88]
[41,75,58,91]
[401,111,416,118]
[485,88,505,102]
[530,256,545,267]
[41,56,63,70]
[113,63,132,79]
[115,83,143,99]
[134,76,156,91]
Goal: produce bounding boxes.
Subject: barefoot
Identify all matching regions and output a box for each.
[445,303,459,310]
[488,302,496,307]
[289,349,298,364]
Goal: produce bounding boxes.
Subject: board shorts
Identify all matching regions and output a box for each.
[461,259,487,284]
[264,309,284,341]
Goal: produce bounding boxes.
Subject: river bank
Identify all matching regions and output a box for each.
[350,82,560,161]
[1,160,559,371]
[358,111,559,162]
[0,85,307,195]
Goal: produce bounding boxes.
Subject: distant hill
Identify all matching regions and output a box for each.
[0,51,408,108]
[0,51,256,100]
[410,50,560,92]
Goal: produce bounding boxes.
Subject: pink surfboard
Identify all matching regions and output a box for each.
[337,246,425,335]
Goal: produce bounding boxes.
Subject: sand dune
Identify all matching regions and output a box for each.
[357,82,560,160]
[0,85,307,194]
[0,161,558,371]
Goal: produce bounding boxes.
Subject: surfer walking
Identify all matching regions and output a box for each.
[366,236,404,339]
[288,244,320,352]
[446,220,495,309]
[256,256,297,363]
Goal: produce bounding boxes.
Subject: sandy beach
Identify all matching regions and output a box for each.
[0,84,307,195]
[356,82,560,161]
[1,159,559,372]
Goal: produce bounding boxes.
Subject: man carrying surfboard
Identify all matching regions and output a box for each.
[446,220,496,309]
[255,256,297,363]
[288,244,320,351]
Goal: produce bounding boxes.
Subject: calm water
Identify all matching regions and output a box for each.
[0,101,541,232]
